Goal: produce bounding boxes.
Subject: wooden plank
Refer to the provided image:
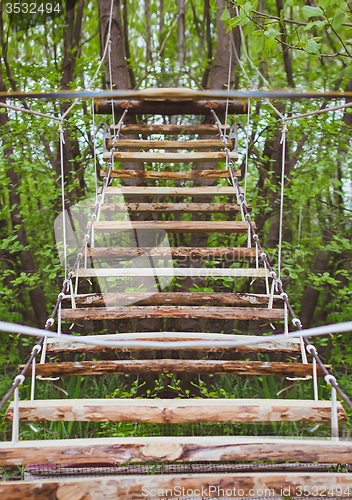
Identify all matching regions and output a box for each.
[101,169,238,179]
[20,359,331,378]
[96,99,247,115]
[77,268,267,278]
[112,123,230,134]
[102,151,238,162]
[96,202,245,213]
[61,292,280,307]
[107,139,234,149]
[60,306,284,321]
[6,398,344,423]
[91,221,252,234]
[2,473,352,500]
[105,186,244,196]
[46,332,301,354]
[88,246,257,258]
[1,435,351,466]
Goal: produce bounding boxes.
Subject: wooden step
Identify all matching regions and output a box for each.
[60,306,284,321]
[3,472,352,500]
[88,246,257,259]
[105,186,243,196]
[46,333,301,354]
[107,139,234,149]
[78,268,267,278]
[6,398,345,423]
[102,151,238,162]
[101,169,238,179]
[97,99,246,116]
[96,202,246,213]
[1,435,351,466]
[62,292,281,307]
[91,221,252,234]
[112,123,230,135]
[20,359,331,378]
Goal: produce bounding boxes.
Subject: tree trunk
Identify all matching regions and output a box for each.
[0,73,47,328]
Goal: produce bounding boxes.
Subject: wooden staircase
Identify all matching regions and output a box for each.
[2,92,350,499]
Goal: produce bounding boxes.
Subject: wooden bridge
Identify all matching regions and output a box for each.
[1,88,351,499]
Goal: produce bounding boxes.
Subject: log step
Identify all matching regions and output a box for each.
[2,472,352,500]
[6,398,345,423]
[105,186,243,196]
[101,169,239,179]
[46,332,301,354]
[112,123,230,135]
[77,268,267,278]
[102,151,238,162]
[98,99,246,116]
[107,139,234,149]
[96,202,246,213]
[61,292,281,307]
[60,306,284,321]
[1,435,351,466]
[88,246,257,259]
[20,359,331,378]
[91,221,252,234]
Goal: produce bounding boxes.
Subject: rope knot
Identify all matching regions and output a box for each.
[31,344,42,355]
[13,375,25,386]
[292,317,302,329]
[324,374,338,386]
[306,344,317,355]
[45,318,55,329]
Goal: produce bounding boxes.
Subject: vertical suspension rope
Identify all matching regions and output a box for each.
[92,99,98,205]
[59,123,67,279]
[278,123,288,281]
[224,43,232,141]
[244,99,250,200]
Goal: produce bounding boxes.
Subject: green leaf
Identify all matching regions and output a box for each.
[305,38,321,54]
[251,36,265,53]
[220,6,231,21]
[332,10,345,30]
[264,28,280,40]
[302,5,324,17]
[317,0,330,9]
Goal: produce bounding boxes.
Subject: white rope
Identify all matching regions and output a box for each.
[224,42,232,141]
[92,99,99,204]
[325,374,339,440]
[0,102,62,122]
[59,123,67,279]
[278,123,288,280]
[11,375,24,444]
[30,344,41,401]
[1,319,352,350]
[283,101,352,123]
[244,99,250,199]
[307,345,319,401]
